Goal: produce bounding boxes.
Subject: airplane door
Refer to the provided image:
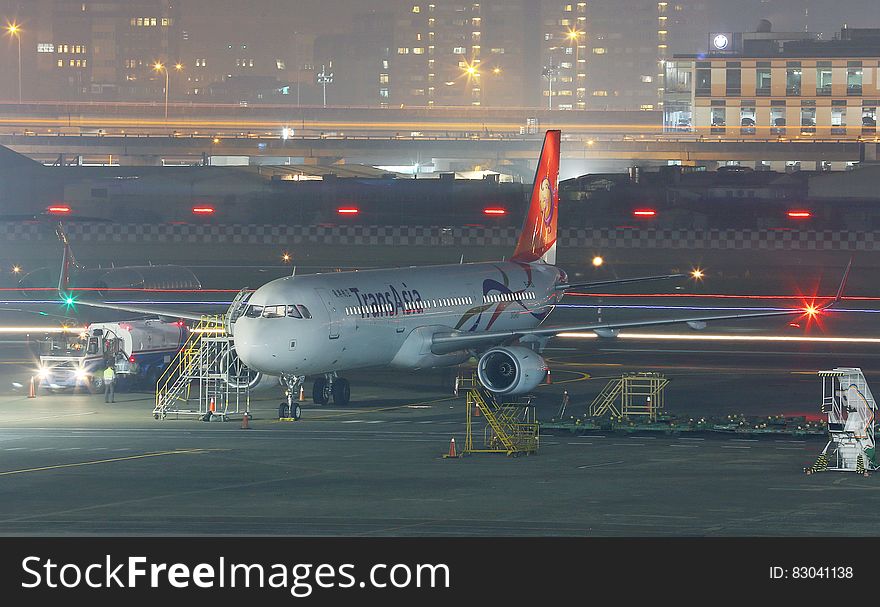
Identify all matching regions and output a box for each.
[316,289,340,339]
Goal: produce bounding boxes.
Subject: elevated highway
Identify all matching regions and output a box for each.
[0,133,872,172]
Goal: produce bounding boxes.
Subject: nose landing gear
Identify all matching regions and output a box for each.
[279,374,305,420]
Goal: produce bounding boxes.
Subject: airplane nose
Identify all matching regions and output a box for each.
[233,322,276,372]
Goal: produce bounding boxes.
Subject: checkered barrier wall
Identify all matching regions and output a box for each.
[0,222,876,251]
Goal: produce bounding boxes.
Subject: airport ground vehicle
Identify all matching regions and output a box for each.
[36,319,187,391]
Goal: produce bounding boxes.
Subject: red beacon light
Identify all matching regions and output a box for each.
[788,210,812,219]
[483,207,507,216]
[192,206,215,215]
[337,207,360,215]
[633,209,657,218]
[47,205,71,215]
[128,355,136,364]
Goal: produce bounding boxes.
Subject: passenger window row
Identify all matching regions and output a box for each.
[344,296,476,317]
[244,304,312,319]
[483,291,534,304]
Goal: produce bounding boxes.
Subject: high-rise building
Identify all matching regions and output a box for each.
[31,1,180,100]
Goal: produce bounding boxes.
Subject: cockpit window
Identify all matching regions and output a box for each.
[262,305,286,318]
[286,305,302,319]
[245,305,263,318]
[297,305,312,319]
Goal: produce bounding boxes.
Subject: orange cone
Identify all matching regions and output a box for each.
[445,437,458,458]
[474,403,481,417]
[241,412,250,430]
[209,398,215,413]
[28,376,36,399]
[298,385,304,402]
[546,368,552,384]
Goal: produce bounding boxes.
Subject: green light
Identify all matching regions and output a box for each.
[65,296,75,306]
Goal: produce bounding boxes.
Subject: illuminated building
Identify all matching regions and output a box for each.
[665,25,880,140]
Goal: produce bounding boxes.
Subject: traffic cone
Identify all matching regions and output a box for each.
[241,412,250,430]
[298,385,304,402]
[444,437,459,458]
[546,369,552,384]
[474,403,481,417]
[209,398,216,413]
[28,376,36,399]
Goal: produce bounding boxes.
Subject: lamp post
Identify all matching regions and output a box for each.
[153,62,182,120]
[567,29,583,108]
[542,60,557,110]
[6,22,21,104]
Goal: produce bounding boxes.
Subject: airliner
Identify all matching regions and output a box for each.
[69,131,847,418]
[24,223,202,293]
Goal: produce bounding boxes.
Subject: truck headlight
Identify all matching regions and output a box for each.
[74,368,88,382]
[37,367,50,380]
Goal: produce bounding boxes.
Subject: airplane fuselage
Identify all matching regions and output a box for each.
[232,261,563,376]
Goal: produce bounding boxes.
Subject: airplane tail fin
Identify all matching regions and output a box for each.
[56,223,78,294]
[511,130,560,265]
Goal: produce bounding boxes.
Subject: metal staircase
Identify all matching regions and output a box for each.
[153,315,250,421]
[461,374,539,456]
[810,368,877,473]
[589,372,668,421]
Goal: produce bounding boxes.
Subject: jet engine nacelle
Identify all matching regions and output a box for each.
[477,346,547,396]
[221,349,279,391]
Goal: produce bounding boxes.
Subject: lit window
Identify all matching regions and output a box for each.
[412,5,420,12]
[592,47,607,54]
[592,90,608,96]
[397,47,409,54]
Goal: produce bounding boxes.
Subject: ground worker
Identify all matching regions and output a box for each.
[103,364,116,403]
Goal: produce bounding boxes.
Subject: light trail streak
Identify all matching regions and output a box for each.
[557,304,878,314]
[0,326,87,333]
[558,332,880,344]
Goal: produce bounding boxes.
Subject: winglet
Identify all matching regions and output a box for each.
[827,257,853,308]
[55,222,76,296]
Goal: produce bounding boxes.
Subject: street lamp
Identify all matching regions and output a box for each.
[153,62,182,120]
[6,22,22,104]
[567,29,583,108]
[542,60,558,110]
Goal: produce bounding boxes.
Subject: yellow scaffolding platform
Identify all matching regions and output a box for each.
[589,372,668,421]
[460,374,539,456]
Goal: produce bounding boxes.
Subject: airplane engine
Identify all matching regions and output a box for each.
[221,349,279,391]
[477,346,547,396]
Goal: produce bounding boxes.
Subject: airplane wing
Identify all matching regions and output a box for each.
[555,273,686,292]
[63,299,211,322]
[432,259,852,355]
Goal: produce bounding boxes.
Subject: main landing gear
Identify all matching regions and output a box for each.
[278,374,304,420]
[313,373,350,406]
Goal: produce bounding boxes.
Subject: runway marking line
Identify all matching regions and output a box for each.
[1,411,100,423]
[577,460,625,470]
[0,448,225,478]
[294,396,456,422]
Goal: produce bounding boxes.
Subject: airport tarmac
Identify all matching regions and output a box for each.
[1,341,879,537]
[1,240,880,536]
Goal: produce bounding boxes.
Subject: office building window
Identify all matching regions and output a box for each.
[863,106,877,131]
[786,66,801,96]
[847,62,863,96]
[740,105,756,134]
[831,105,846,135]
[695,68,710,96]
[710,106,725,132]
[756,67,771,96]
[816,64,832,96]
[800,107,816,133]
[770,106,786,134]
[726,68,741,96]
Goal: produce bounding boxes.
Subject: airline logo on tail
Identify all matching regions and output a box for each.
[511,130,560,266]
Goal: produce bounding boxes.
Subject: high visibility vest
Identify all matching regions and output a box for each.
[103,368,115,382]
